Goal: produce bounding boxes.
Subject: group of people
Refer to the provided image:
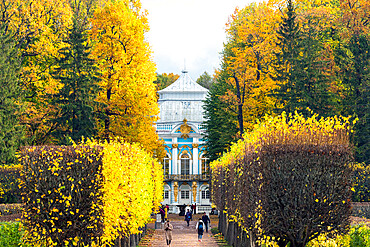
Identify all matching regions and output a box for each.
[160,204,212,246]
[164,212,211,246]
[195,212,211,242]
[184,209,210,228]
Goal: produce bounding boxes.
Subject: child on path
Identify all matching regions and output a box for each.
[195,218,204,242]
[164,219,173,246]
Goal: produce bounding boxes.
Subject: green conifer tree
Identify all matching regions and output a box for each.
[196,71,214,90]
[0,24,25,165]
[273,0,337,117]
[51,19,101,145]
[203,77,238,162]
[340,34,370,164]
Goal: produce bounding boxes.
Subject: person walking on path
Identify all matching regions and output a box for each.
[191,204,196,215]
[164,219,173,246]
[185,209,192,226]
[159,206,165,223]
[195,218,204,242]
[201,212,211,233]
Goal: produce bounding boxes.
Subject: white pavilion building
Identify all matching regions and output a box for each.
[156,70,211,214]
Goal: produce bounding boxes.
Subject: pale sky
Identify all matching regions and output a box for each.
[141,0,261,80]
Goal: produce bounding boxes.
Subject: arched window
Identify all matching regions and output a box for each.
[163,184,170,201]
[181,153,190,176]
[201,189,210,199]
[163,154,170,178]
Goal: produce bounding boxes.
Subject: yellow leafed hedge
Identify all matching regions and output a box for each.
[211,112,354,247]
[20,140,163,246]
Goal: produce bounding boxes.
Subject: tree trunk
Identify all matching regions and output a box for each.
[104,87,112,142]
[234,75,244,137]
[226,221,235,246]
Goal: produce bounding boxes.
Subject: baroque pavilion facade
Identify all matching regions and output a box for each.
[155,70,211,214]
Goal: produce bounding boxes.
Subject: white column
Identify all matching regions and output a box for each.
[193,144,199,175]
[172,144,178,175]
[169,159,172,175]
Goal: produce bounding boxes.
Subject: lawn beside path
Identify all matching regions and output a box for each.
[139,214,220,247]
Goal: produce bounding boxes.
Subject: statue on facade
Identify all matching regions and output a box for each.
[173,182,178,202]
[192,181,197,203]
[180,119,192,139]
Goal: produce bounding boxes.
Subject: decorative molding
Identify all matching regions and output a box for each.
[180,119,192,139]
[178,145,193,159]
[165,152,172,159]
[172,144,178,148]
[193,143,199,148]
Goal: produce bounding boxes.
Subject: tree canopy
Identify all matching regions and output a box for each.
[204,0,369,164]
[0,0,164,160]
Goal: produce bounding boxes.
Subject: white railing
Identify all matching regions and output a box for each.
[156,124,173,131]
[197,206,212,214]
[164,174,210,181]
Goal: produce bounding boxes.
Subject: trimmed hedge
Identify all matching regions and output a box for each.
[20,140,163,246]
[211,112,354,247]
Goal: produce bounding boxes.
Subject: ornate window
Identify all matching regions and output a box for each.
[181,153,190,175]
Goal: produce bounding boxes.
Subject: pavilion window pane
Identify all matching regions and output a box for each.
[181,190,189,199]
[181,154,190,175]
[164,191,169,199]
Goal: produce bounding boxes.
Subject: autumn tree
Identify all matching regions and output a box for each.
[207,2,278,140]
[50,18,101,145]
[0,0,74,145]
[90,0,164,157]
[0,24,25,165]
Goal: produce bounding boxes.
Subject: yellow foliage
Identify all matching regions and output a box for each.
[2,0,74,145]
[221,1,280,132]
[3,0,73,92]
[21,140,163,246]
[88,139,163,242]
[212,111,352,171]
[90,0,162,156]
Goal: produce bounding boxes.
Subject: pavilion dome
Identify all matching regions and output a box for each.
[157,71,209,123]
